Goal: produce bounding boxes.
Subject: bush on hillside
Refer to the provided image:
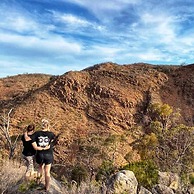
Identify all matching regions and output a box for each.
[189,173,194,185]
[121,160,159,189]
[134,103,194,174]
[71,164,88,185]
[95,160,116,182]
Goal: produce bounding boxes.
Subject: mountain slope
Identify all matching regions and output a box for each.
[0,62,194,169]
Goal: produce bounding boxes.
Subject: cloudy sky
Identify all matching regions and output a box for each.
[0,0,194,78]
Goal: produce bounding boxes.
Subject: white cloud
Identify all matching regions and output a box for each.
[137,50,167,61]
[90,46,122,57]
[64,0,141,11]
[54,13,90,26]
[0,58,85,78]
[0,6,37,33]
[51,11,106,33]
[180,36,194,46]
[139,12,177,41]
[0,32,82,55]
[62,0,141,22]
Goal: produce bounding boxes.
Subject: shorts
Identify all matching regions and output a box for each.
[36,152,53,165]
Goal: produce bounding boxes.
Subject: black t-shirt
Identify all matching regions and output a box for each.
[31,130,55,154]
[21,134,36,156]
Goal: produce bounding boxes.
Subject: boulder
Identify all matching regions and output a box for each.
[188,186,194,194]
[138,186,152,194]
[158,171,180,191]
[106,170,138,194]
[152,184,175,194]
[5,175,64,194]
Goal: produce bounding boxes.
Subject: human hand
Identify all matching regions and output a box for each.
[45,145,50,150]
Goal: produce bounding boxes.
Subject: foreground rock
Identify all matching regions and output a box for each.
[106,170,138,194]
[152,184,175,194]
[138,186,152,194]
[5,173,64,194]
[106,170,194,194]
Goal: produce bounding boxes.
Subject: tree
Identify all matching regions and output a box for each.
[0,109,19,159]
[148,103,175,131]
[135,103,194,174]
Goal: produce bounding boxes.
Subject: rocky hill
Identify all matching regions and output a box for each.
[0,62,194,175]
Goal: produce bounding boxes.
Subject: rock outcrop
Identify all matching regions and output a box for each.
[5,174,64,194]
[106,170,138,194]
[106,170,194,194]
[138,186,152,194]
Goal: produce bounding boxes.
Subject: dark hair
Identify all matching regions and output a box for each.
[27,124,35,132]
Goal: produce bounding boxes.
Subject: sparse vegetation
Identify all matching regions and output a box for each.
[0,63,194,192]
[134,103,194,175]
[0,109,20,159]
[96,160,116,182]
[18,180,39,193]
[71,164,88,185]
[0,158,26,193]
[189,173,194,185]
[121,160,159,189]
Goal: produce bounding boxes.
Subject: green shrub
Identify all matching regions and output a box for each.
[189,173,194,185]
[71,164,88,185]
[95,160,115,182]
[18,180,38,192]
[18,183,28,192]
[121,160,158,189]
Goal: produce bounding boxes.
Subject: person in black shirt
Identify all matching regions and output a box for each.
[31,119,55,192]
[21,124,36,174]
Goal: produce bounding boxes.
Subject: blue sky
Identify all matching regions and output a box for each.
[0,0,194,78]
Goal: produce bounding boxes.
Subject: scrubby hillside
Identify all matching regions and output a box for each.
[0,62,193,186]
[0,73,51,110]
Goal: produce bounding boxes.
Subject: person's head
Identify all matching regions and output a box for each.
[26,124,35,132]
[41,119,50,130]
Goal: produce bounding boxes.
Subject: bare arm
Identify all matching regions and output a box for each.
[32,142,50,151]
[24,132,31,141]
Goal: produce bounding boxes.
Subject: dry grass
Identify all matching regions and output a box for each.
[0,157,103,194]
[61,181,103,194]
[0,158,26,193]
